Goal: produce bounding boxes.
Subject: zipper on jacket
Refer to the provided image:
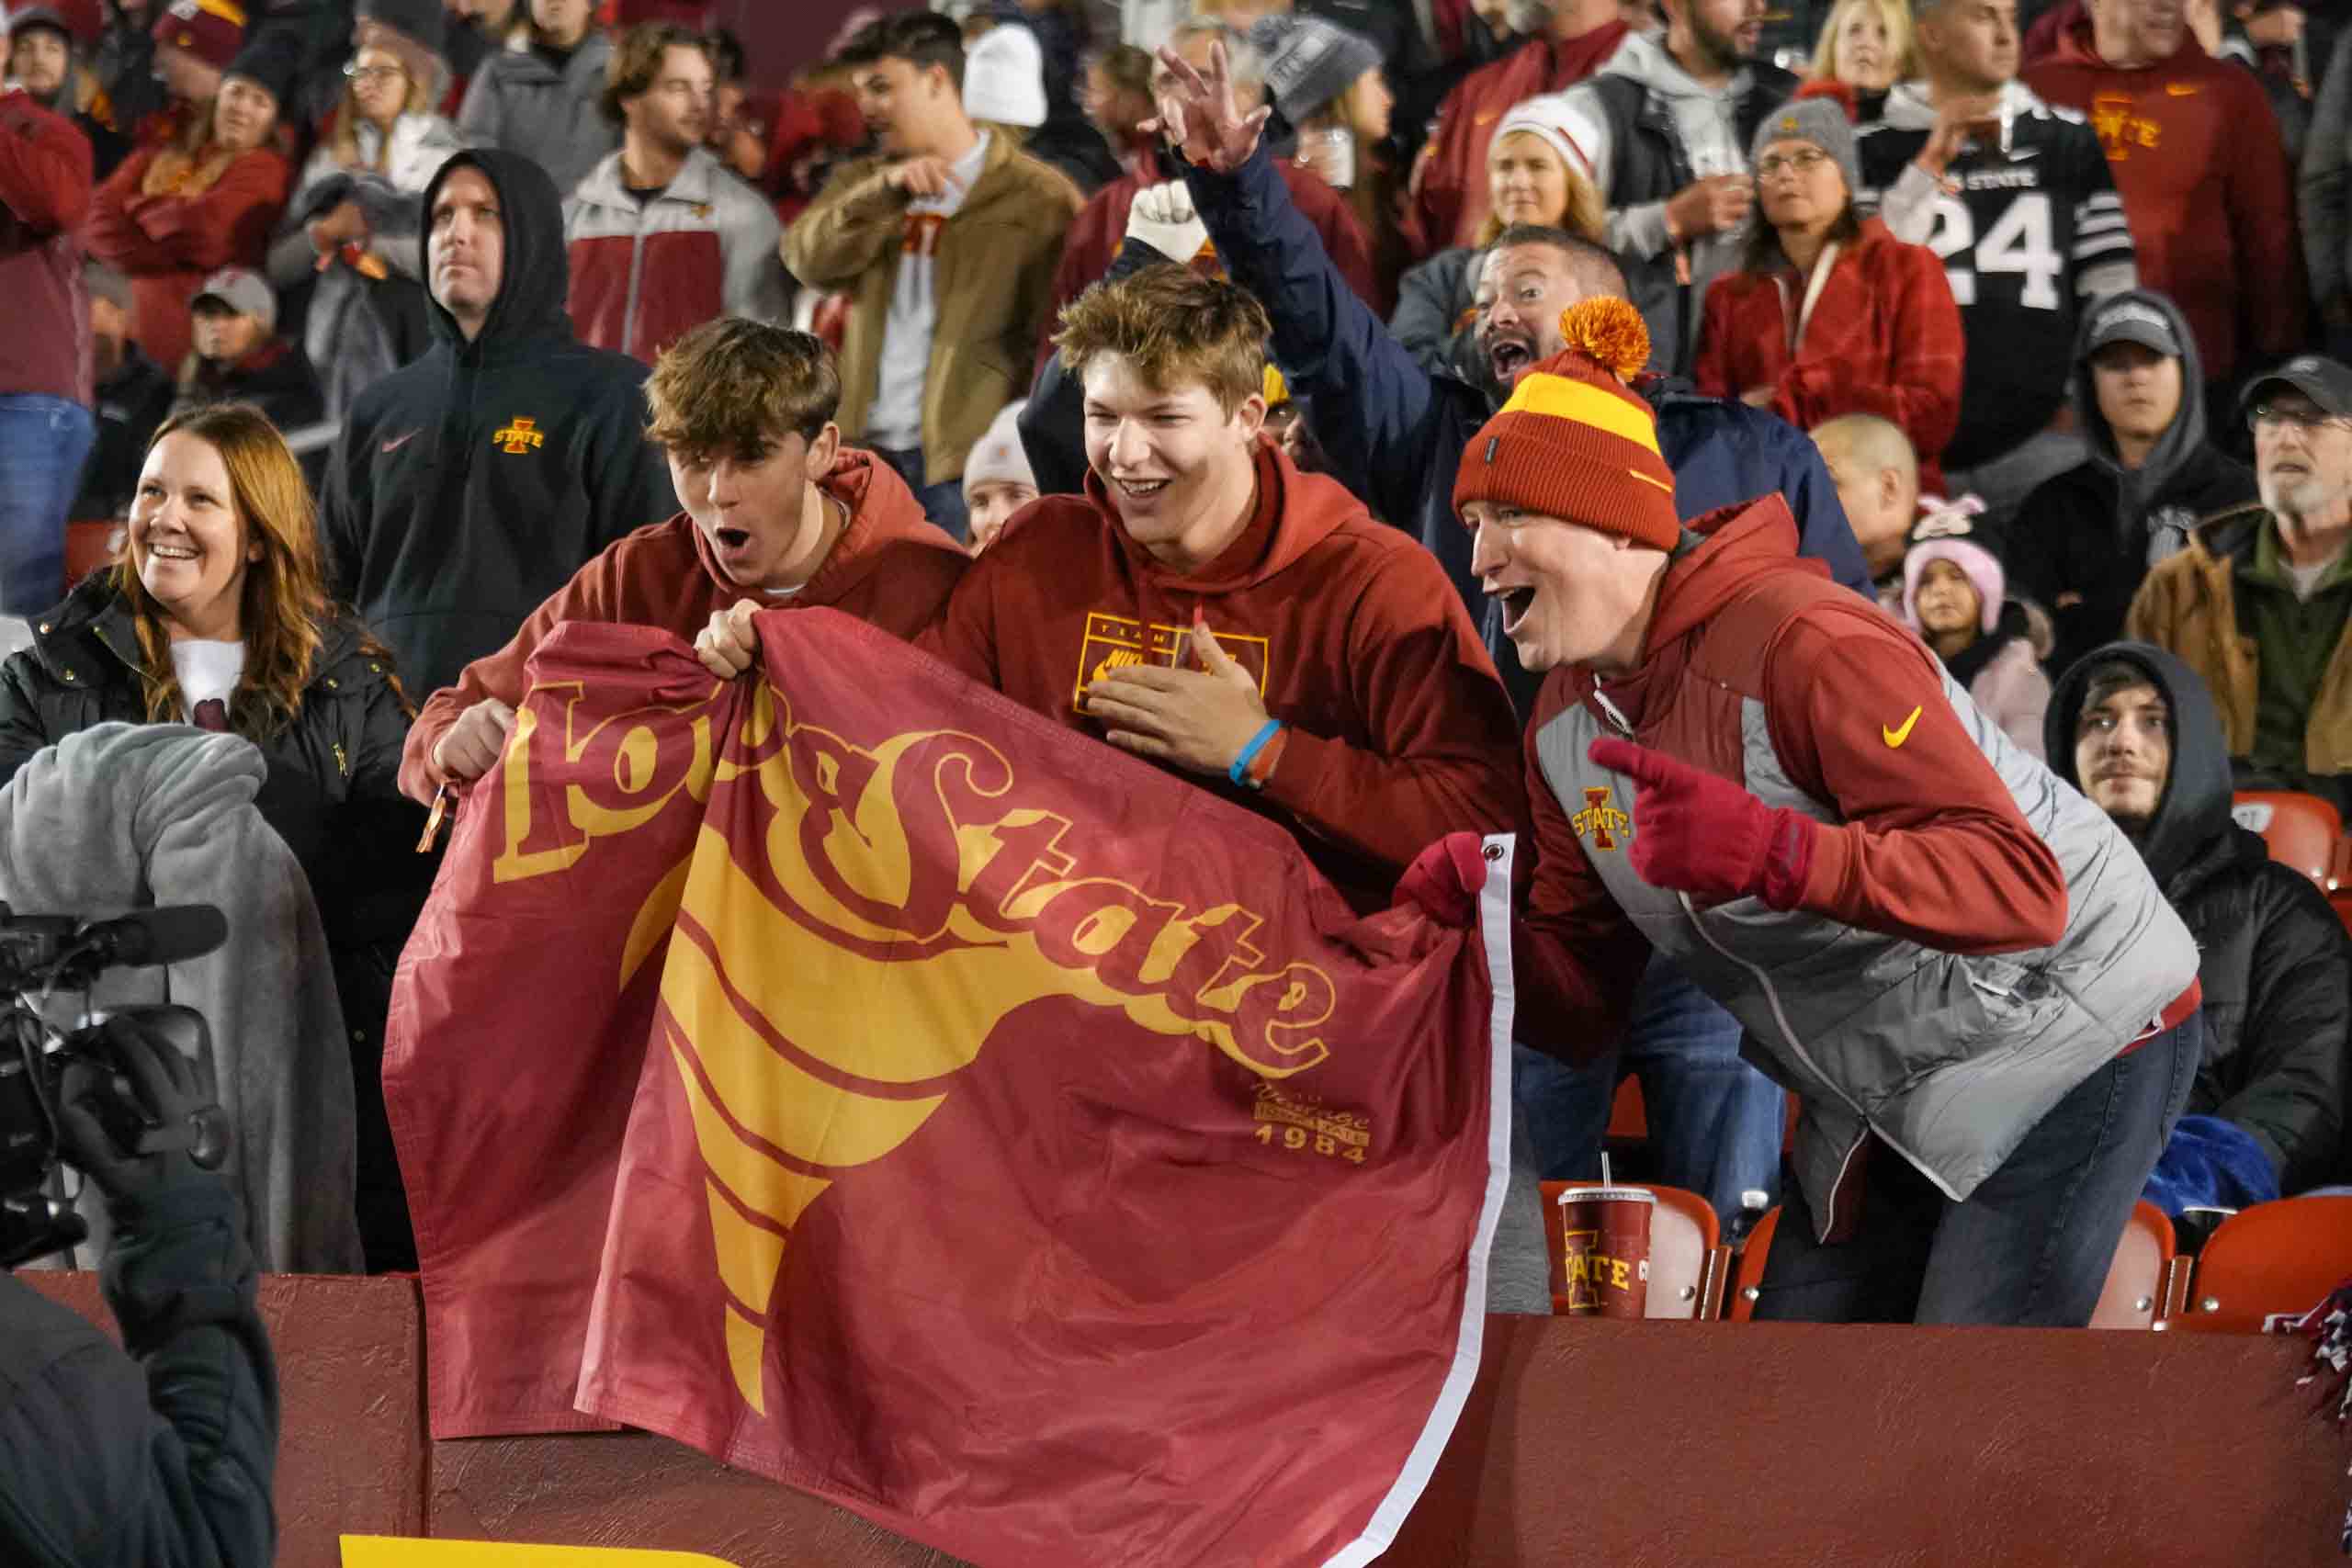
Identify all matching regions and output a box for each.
[1592,687,1634,736]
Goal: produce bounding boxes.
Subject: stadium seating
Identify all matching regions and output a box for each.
[2172,1195,2352,1333]
[2230,791,2342,891]
[2088,1201,2188,1329]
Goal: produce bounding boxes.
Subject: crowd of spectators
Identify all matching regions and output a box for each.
[0,0,2342,1325]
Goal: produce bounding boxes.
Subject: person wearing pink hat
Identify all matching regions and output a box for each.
[1901,500,2052,759]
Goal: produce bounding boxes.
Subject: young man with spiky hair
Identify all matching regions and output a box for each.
[919,263,1524,916]
[399,317,967,804]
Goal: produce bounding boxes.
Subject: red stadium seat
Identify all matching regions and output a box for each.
[2230,791,2342,891]
[1725,1203,1781,1322]
[2089,1201,2187,1329]
[2175,1196,2352,1333]
[1540,1180,1727,1321]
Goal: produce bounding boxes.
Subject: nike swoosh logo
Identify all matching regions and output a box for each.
[1883,705,1924,748]
[380,430,419,454]
[2008,146,2038,161]
[2165,84,2197,96]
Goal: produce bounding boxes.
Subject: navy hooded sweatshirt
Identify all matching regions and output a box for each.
[320,148,678,701]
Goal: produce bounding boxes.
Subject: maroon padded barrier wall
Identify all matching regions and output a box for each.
[27,1277,2348,1567]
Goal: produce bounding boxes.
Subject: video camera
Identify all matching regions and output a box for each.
[0,903,231,1267]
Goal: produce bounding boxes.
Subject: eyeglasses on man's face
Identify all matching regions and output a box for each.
[2247,402,2352,436]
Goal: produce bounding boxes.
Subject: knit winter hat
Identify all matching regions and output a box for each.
[963,400,1036,495]
[1750,95,1859,198]
[355,0,445,56]
[1490,92,1600,182]
[221,30,298,107]
[963,23,1047,130]
[150,0,247,73]
[1453,298,1679,548]
[10,1,103,49]
[1902,496,2001,634]
[1251,15,1382,127]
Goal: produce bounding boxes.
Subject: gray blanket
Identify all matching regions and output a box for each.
[0,722,362,1272]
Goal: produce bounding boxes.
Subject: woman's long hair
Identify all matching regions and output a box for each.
[1809,0,1918,89]
[1741,197,1863,275]
[1473,130,1609,249]
[327,36,441,171]
[113,403,336,737]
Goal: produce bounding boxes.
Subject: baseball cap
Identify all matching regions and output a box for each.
[2083,297,2182,358]
[2242,355,2352,419]
[190,267,277,332]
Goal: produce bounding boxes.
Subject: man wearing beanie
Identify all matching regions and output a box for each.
[143,0,243,139]
[9,3,130,175]
[563,23,786,365]
[1463,296,2205,1327]
[961,398,1036,553]
[1140,38,1863,1234]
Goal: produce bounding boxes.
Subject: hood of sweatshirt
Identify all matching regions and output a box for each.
[1598,28,1747,107]
[1083,442,1365,593]
[2043,637,2234,886]
[2068,287,2211,543]
[415,147,574,363]
[684,447,965,606]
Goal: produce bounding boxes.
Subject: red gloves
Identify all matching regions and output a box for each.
[1588,738,1817,911]
[1392,831,1491,928]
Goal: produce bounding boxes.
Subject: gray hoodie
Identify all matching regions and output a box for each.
[455,31,621,201]
[1566,30,1759,364]
[2074,288,2221,559]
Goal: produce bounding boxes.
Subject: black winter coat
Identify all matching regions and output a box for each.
[0,572,433,1269]
[2047,640,2350,1192]
[0,1180,278,1568]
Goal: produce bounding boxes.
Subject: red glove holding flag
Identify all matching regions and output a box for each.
[1588,738,1818,911]
[1392,832,1490,928]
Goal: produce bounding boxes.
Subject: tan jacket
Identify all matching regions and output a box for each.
[2124,506,2352,775]
[784,133,1080,487]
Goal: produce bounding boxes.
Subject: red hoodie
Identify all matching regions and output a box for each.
[400,448,967,803]
[2023,22,2302,387]
[1405,20,1632,258]
[1516,498,2068,1051]
[920,444,1525,913]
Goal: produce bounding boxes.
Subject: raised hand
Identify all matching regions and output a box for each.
[1586,736,1817,910]
[1146,40,1272,175]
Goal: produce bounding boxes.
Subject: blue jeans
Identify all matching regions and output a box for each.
[1753,1013,2202,1326]
[873,444,969,544]
[0,394,95,615]
[1514,953,1785,1226]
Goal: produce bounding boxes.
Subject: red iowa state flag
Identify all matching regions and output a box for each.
[385,613,1512,1567]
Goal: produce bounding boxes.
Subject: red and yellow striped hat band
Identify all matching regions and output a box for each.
[1453,298,1679,549]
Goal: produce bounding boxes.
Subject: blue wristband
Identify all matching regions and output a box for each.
[1227,719,1283,787]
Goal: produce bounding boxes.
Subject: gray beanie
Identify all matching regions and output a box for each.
[1250,16,1382,127]
[1749,96,1860,199]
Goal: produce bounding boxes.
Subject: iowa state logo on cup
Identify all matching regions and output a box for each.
[1553,1186,1656,1318]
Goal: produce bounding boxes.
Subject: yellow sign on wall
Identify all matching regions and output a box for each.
[342,1539,741,1567]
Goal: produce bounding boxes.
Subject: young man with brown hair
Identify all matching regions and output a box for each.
[400,317,967,803]
[563,22,786,364]
[926,263,1524,914]
[783,10,1080,538]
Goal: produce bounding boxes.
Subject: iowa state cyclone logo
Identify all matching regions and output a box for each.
[491,675,1339,1412]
